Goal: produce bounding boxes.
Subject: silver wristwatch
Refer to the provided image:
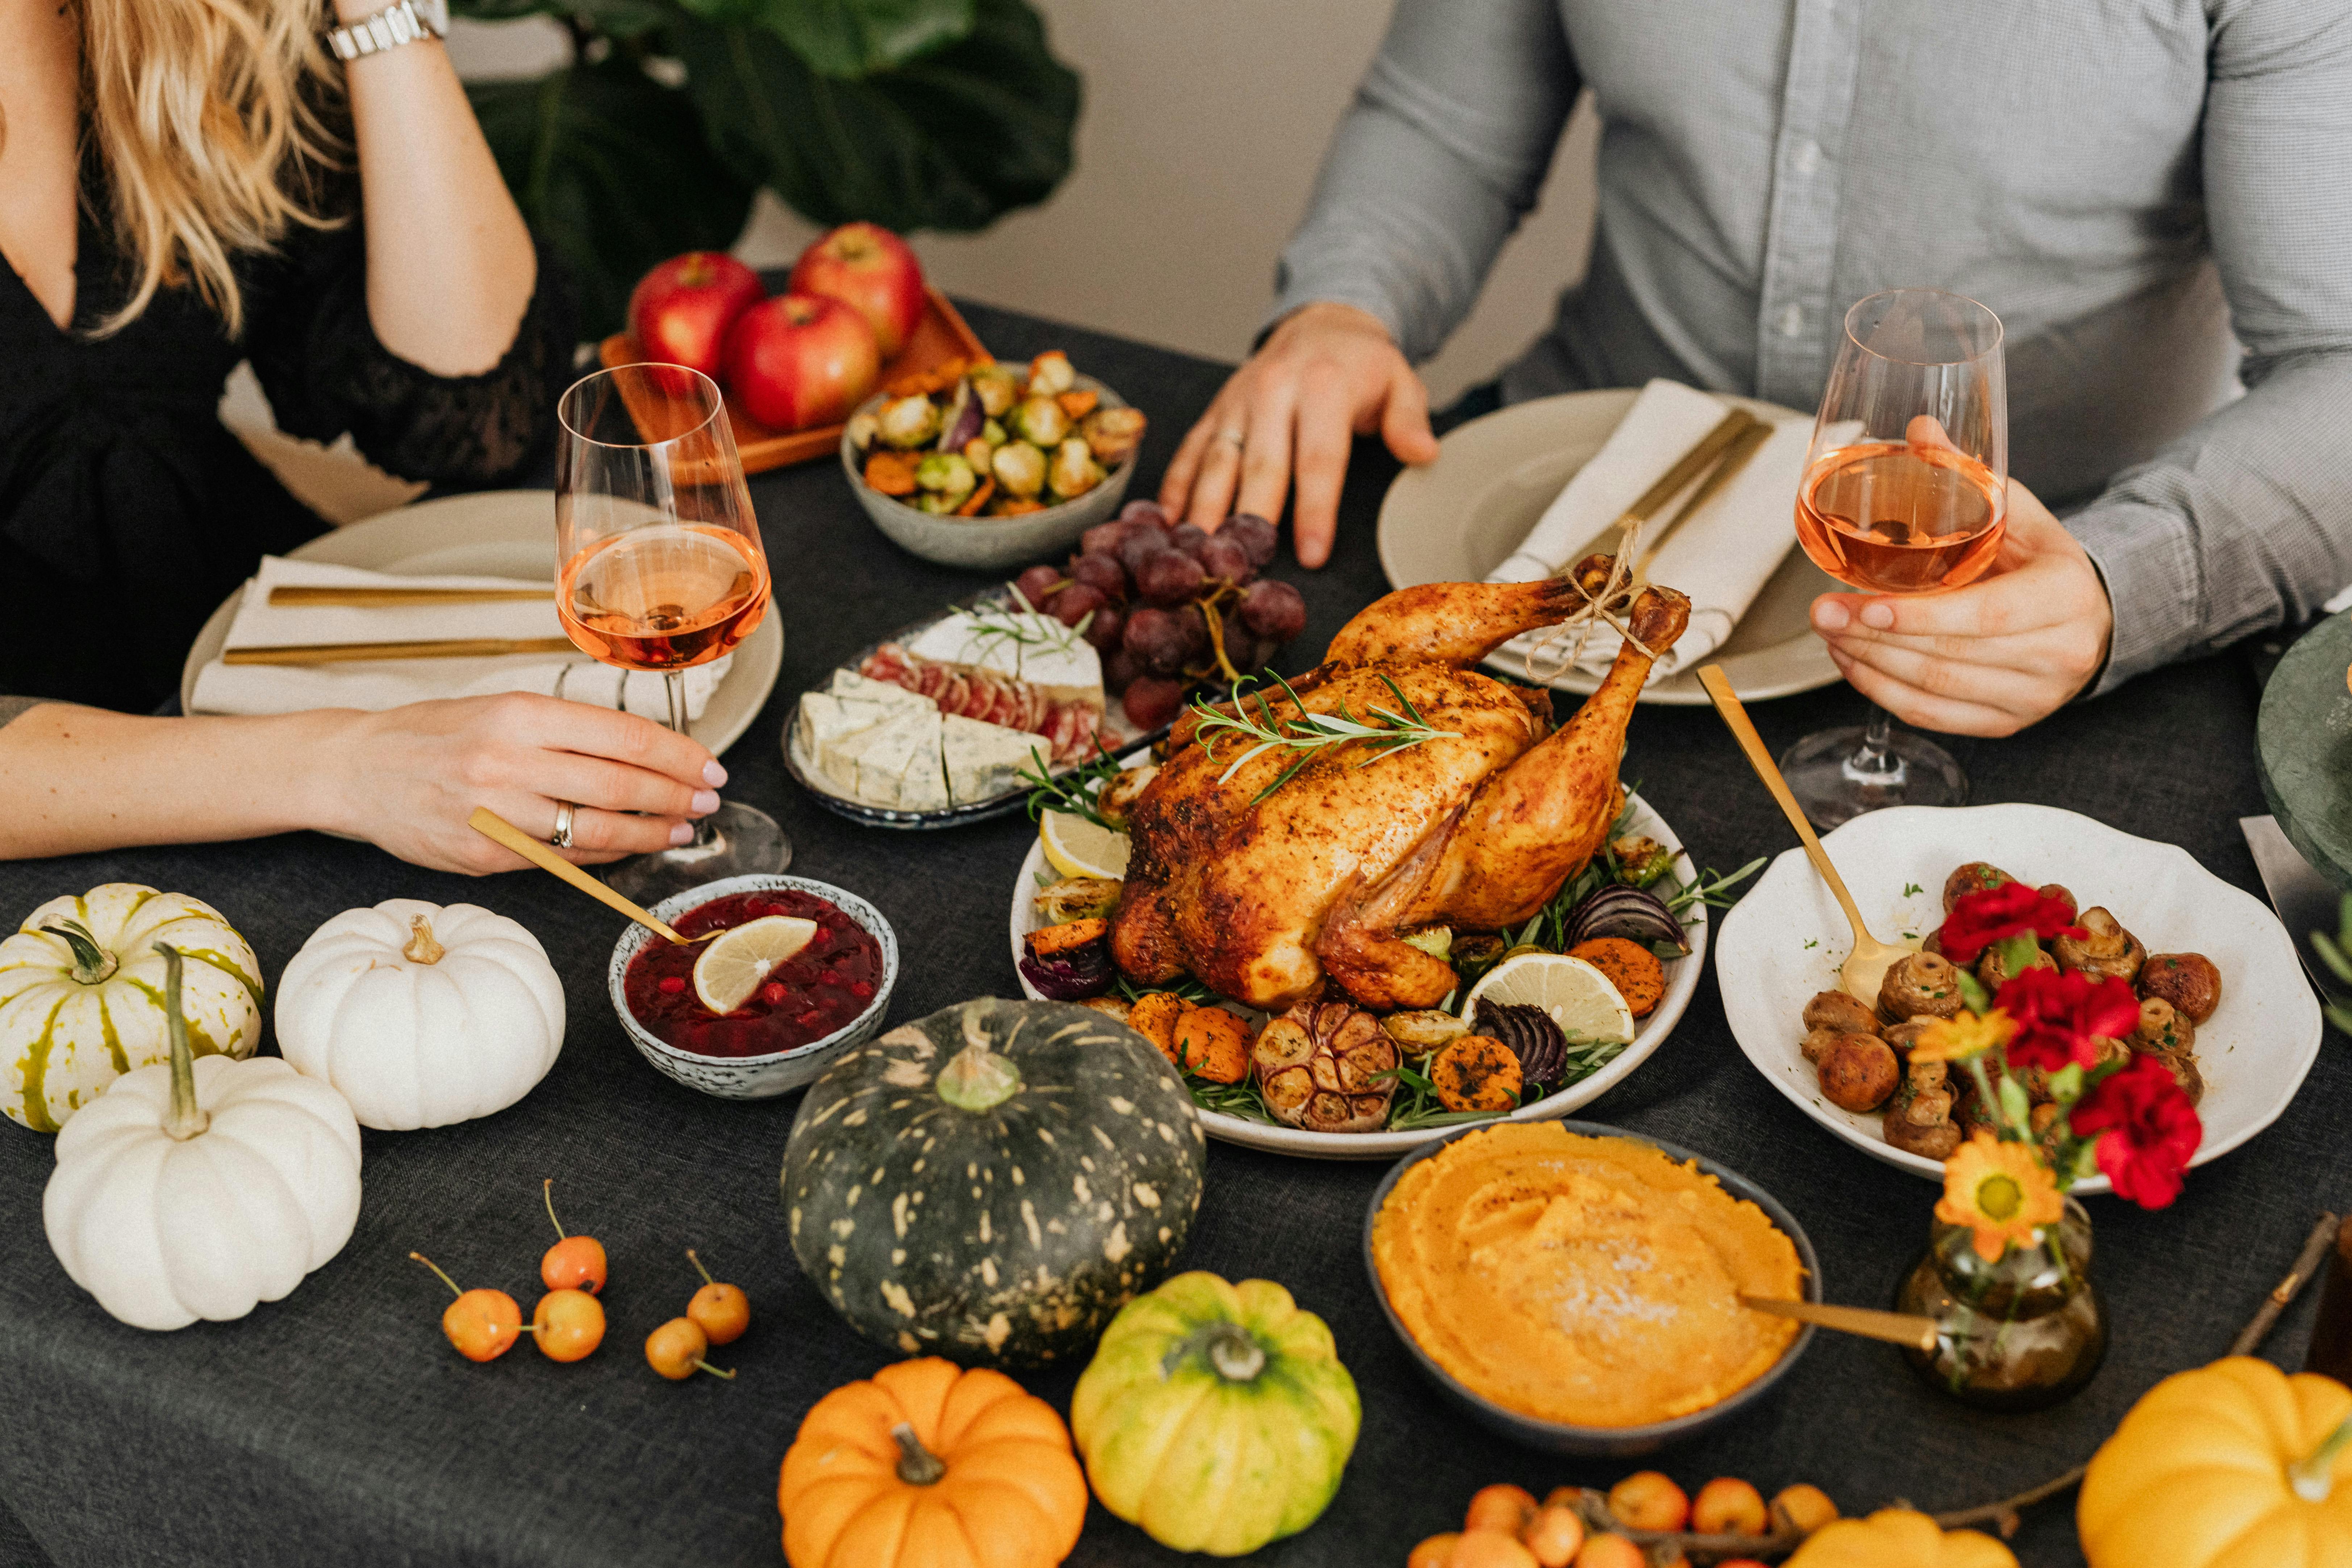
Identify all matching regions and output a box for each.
[325,0,449,61]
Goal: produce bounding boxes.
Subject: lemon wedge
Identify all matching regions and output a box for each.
[1461,952,1635,1045]
[1040,808,1131,881]
[692,915,819,1014]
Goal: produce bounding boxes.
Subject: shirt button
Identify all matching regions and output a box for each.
[1777,304,1806,339]
[1793,139,1822,176]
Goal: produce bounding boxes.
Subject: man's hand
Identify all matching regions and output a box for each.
[1810,482,2113,736]
[1159,301,1440,566]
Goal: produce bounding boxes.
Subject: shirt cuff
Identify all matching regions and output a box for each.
[2065,498,2201,696]
[1256,278,1410,357]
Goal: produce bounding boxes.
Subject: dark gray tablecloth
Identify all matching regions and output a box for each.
[1,304,2339,1568]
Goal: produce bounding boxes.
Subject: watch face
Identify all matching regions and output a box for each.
[415,0,449,34]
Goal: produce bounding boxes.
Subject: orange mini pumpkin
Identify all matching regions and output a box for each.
[779,1356,1088,1568]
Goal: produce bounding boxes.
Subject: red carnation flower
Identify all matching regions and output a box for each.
[1994,967,2143,1073]
[1937,883,2086,966]
[2072,1054,2202,1209]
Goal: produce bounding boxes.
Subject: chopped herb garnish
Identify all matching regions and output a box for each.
[1903,882,1924,898]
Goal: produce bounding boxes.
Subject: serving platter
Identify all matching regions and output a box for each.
[1377,389,1840,705]
[181,490,783,758]
[781,585,1160,830]
[1714,802,2323,1193]
[1009,787,1708,1160]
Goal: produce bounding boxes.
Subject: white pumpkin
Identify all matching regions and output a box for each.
[45,944,361,1331]
[274,899,564,1131]
[0,884,262,1133]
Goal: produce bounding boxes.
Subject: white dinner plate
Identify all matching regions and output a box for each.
[1377,389,1841,705]
[1009,787,1707,1160]
[180,491,784,758]
[1713,803,2324,1193]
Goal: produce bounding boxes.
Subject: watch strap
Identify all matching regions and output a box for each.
[326,0,442,61]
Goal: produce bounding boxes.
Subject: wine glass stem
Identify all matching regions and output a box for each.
[1847,704,1903,785]
[664,671,716,849]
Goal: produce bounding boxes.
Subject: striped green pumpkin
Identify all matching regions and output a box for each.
[782,997,1205,1367]
[0,884,263,1133]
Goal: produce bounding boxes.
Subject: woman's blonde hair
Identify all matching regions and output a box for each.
[76,0,349,337]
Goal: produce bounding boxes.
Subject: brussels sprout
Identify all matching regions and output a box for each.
[877,394,940,449]
[1048,437,1103,499]
[1400,926,1452,960]
[1027,350,1075,397]
[1033,875,1123,925]
[962,435,995,471]
[1610,835,1677,888]
[844,411,879,454]
[915,491,961,514]
[970,365,1021,418]
[1010,395,1070,448]
[981,418,1007,446]
[1081,406,1147,464]
[916,451,976,499]
[1094,763,1158,830]
[992,440,1047,498]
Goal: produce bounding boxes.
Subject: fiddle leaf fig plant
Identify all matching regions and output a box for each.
[452,0,1077,336]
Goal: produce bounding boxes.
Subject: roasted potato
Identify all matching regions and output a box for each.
[1802,990,1878,1036]
[2139,952,2221,1023]
[1943,862,2015,912]
[1878,951,1967,1023]
[1816,1032,1899,1112]
[2053,907,2145,984]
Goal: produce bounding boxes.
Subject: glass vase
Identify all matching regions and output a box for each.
[1894,1196,2106,1411]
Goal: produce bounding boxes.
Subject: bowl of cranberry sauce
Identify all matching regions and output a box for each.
[607,874,898,1100]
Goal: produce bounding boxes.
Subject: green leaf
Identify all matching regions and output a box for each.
[466,61,757,337]
[1990,932,2041,986]
[675,0,975,77]
[674,0,1077,233]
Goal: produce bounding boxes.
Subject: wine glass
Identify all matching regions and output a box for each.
[555,364,787,899]
[1782,288,2007,829]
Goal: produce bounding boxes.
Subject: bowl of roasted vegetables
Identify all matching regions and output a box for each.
[842,351,1148,571]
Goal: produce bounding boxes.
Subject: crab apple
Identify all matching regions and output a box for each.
[1464,1484,1539,1534]
[1691,1478,1768,1536]
[1607,1472,1689,1533]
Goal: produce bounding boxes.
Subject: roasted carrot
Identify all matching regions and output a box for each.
[1430,1035,1521,1112]
[1055,389,1100,420]
[1127,992,1187,1068]
[1173,1005,1252,1084]
[953,477,996,517]
[863,451,919,496]
[1568,936,1666,1017]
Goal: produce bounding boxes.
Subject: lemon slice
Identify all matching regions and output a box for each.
[692,915,819,1014]
[1461,952,1636,1045]
[1040,808,1131,881]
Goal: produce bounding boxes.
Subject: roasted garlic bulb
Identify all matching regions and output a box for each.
[1251,1001,1398,1133]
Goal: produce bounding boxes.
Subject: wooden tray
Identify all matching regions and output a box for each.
[597,287,988,474]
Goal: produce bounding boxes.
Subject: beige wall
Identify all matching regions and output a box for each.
[447,2,1599,404]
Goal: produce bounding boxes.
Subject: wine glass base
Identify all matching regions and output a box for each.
[1779,726,1967,830]
[600,802,791,904]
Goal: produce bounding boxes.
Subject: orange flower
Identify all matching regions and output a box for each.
[1909,1008,2016,1064]
[1937,1131,2063,1260]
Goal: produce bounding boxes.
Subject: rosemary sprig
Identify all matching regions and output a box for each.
[1189,673,1459,805]
[1019,741,1122,830]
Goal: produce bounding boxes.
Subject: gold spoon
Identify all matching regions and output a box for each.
[1738,1294,1940,1353]
[467,807,712,946]
[1697,665,1911,1006]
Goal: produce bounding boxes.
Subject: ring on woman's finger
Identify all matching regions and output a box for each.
[549,800,578,849]
[1216,429,1246,450]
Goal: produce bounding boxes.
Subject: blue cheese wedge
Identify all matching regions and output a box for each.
[831,670,932,707]
[836,709,943,806]
[942,713,1044,806]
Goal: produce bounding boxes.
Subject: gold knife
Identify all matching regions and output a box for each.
[222,638,580,666]
[1552,405,1759,576]
[267,586,554,606]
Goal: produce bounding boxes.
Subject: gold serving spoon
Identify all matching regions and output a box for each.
[1738,1294,1940,1353]
[1697,665,1910,1006]
[467,807,712,946]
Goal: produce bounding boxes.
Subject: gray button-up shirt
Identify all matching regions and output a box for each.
[1269,0,2352,693]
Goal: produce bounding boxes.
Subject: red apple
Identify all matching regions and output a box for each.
[722,293,879,432]
[626,251,764,379]
[788,222,926,360]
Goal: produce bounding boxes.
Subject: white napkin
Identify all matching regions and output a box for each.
[189,556,729,719]
[1487,379,1811,679]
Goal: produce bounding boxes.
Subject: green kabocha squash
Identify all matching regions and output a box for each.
[1071,1271,1360,1556]
[782,997,1205,1368]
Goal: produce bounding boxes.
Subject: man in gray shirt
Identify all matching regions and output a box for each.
[1161,0,2352,735]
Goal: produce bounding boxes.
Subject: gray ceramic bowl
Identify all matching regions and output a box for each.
[841,374,1138,571]
[607,874,898,1100]
[1361,1119,1819,1457]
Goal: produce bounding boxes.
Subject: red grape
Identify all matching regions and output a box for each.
[1046,583,1107,629]
[1122,607,1191,675]
[1196,534,1253,585]
[1013,564,1065,608]
[1080,522,1127,556]
[1167,523,1211,559]
[1123,676,1187,731]
[1223,513,1279,568]
[1137,550,1205,606]
[1103,646,1143,690]
[1239,579,1306,642]
[1118,531,1173,576]
[1068,553,1128,599]
[1218,628,1268,679]
[1084,602,1125,651]
[1120,500,1171,529]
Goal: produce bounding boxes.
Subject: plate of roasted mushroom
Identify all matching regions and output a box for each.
[1714,803,2323,1191]
[1008,565,1759,1159]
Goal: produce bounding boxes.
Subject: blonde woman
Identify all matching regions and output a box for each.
[0,0,723,871]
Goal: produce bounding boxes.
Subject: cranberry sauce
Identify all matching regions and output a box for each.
[624,889,881,1057]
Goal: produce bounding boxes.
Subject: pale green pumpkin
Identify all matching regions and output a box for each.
[1070,1271,1359,1557]
[0,885,262,1132]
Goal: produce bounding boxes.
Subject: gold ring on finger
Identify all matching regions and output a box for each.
[549,800,578,849]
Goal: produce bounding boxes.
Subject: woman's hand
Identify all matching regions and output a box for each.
[314,695,724,873]
[1810,482,2113,737]
[1160,301,1440,566]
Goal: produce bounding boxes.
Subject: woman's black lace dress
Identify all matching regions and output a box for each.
[0,172,575,710]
